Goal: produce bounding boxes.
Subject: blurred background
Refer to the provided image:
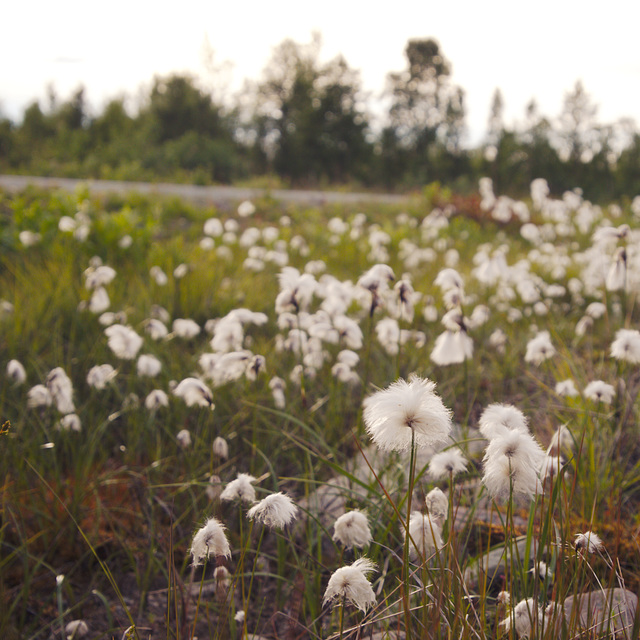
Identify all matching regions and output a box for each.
[2,0,639,200]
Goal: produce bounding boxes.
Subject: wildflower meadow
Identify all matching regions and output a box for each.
[2,179,640,639]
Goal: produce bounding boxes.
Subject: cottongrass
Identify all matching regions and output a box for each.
[176,429,192,449]
[524,330,556,365]
[323,558,377,613]
[610,328,640,363]
[500,597,543,638]
[583,380,616,404]
[555,378,579,397]
[482,430,545,500]
[27,384,52,409]
[104,324,143,360]
[430,329,473,366]
[247,492,298,529]
[574,531,604,554]
[189,517,231,565]
[478,403,529,440]
[404,511,443,563]
[172,377,214,408]
[58,414,81,432]
[87,364,117,390]
[64,619,89,638]
[220,473,257,504]
[6,359,26,385]
[363,375,452,452]
[332,510,372,550]
[8,183,640,639]
[425,487,449,523]
[212,436,229,460]
[144,389,169,410]
[428,448,468,480]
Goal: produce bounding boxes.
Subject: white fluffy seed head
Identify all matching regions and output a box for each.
[405,511,443,561]
[104,324,143,360]
[428,448,468,480]
[173,377,214,408]
[65,619,89,638]
[524,330,556,366]
[482,430,545,500]
[500,597,542,638]
[212,436,229,459]
[583,380,615,404]
[479,403,529,440]
[363,375,452,453]
[323,558,377,612]
[144,389,169,410]
[6,359,27,385]
[189,517,231,565]
[611,329,640,363]
[332,510,372,550]
[574,531,604,553]
[220,473,256,504]
[425,487,449,522]
[176,429,192,449]
[247,492,298,529]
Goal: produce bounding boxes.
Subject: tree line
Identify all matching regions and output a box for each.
[1,35,639,202]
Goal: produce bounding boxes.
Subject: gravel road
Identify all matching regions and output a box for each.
[0,174,411,207]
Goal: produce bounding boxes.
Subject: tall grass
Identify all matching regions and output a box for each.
[1,182,639,638]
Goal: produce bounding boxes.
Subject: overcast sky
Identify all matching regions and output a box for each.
[4,0,639,144]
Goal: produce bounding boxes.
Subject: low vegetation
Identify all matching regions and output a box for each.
[1,178,640,638]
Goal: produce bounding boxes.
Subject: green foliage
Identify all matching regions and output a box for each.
[1,156,640,638]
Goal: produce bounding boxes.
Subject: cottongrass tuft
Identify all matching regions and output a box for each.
[136,354,162,378]
[332,510,372,550]
[176,429,192,449]
[548,423,573,451]
[541,453,565,480]
[524,330,556,366]
[574,531,604,553]
[172,377,214,408]
[27,384,53,409]
[322,557,377,613]
[6,359,26,385]
[58,414,81,432]
[104,324,143,360]
[610,328,640,364]
[86,364,117,390]
[583,380,615,404]
[220,473,257,504]
[482,430,545,500]
[144,389,169,410]
[363,375,452,453]
[212,436,229,459]
[430,329,473,366]
[213,565,231,599]
[405,511,443,561]
[500,597,542,638]
[425,487,449,522]
[479,403,529,440]
[172,318,201,339]
[144,318,169,340]
[555,378,579,397]
[247,492,298,529]
[46,367,75,414]
[189,517,231,565]
[428,448,468,480]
